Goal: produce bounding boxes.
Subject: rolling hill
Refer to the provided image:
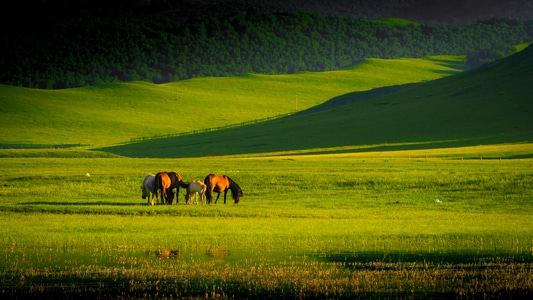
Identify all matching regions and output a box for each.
[0,56,464,147]
[101,44,533,158]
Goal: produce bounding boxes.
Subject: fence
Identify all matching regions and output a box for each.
[129,112,294,143]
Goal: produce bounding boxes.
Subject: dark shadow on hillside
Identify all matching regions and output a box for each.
[426,58,471,71]
[295,83,414,115]
[98,84,416,158]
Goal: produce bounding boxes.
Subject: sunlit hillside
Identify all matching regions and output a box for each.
[0,56,464,146]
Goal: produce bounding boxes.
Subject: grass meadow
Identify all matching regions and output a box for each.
[1,144,532,298]
[1,48,532,298]
[0,56,465,147]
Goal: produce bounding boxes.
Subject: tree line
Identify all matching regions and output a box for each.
[1,8,531,89]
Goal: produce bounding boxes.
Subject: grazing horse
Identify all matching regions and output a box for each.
[167,171,187,204]
[155,171,187,205]
[204,174,243,204]
[185,180,207,205]
[141,174,157,205]
[155,172,172,205]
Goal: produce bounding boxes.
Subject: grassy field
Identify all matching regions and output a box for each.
[0,144,532,298]
[0,56,465,147]
[1,44,532,298]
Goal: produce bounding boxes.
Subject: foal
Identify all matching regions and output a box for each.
[185,180,207,204]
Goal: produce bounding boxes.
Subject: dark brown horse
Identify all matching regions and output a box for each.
[155,171,186,204]
[204,174,243,204]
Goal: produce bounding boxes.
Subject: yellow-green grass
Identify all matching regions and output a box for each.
[0,144,532,297]
[0,56,464,147]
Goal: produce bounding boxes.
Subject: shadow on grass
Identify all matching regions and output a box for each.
[315,250,533,274]
[309,250,533,298]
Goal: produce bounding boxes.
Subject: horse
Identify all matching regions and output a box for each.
[167,171,187,204]
[204,174,243,204]
[184,180,207,205]
[155,172,174,204]
[165,189,175,205]
[155,171,187,205]
[141,174,157,205]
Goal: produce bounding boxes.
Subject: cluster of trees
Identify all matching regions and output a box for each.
[1,8,531,89]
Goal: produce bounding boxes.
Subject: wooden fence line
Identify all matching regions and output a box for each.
[129,112,293,143]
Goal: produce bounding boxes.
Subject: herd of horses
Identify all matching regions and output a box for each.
[141,172,244,205]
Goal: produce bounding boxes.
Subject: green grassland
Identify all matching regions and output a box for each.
[0,145,532,298]
[0,55,464,147]
[1,45,532,298]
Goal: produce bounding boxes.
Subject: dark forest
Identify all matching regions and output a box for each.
[1,2,532,89]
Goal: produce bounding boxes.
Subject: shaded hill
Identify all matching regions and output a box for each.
[100,45,533,157]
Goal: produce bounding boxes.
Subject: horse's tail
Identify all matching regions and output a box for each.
[155,172,167,204]
[204,175,213,203]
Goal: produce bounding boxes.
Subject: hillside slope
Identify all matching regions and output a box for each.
[0,57,462,146]
[101,45,533,157]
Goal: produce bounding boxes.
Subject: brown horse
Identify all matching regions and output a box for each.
[155,171,186,205]
[155,172,172,205]
[168,171,187,204]
[204,174,243,204]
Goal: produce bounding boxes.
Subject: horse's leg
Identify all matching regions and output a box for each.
[215,192,221,204]
[156,189,161,205]
[168,188,174,205]
[224,190,229,204]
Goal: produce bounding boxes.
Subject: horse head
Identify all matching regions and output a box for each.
[233,190,243,203]
[141,184,148,199]
[229,180,243,204]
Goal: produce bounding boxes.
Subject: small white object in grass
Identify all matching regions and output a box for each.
[435,199,441,203]
[85,173,90,177]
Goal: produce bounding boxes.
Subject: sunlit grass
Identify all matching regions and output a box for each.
[0,144,532,297]
[0,56,465,146]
